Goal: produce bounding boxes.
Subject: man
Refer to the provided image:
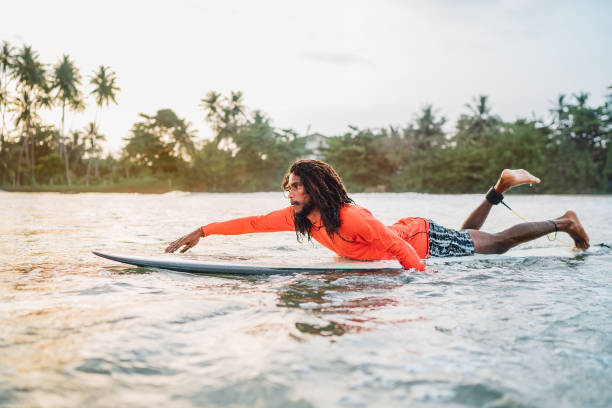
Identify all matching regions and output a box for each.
[166,159,589,271]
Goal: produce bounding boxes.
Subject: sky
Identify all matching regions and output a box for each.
[2,0,611,154]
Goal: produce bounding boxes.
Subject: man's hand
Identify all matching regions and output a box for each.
[165,228,203,253]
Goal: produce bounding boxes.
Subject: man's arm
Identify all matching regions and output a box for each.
[377,233,425,271]
[202,206,294,236]
[165,207,294,253]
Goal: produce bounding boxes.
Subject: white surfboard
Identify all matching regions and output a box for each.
[92,250,406,274]
[92,245,597,275]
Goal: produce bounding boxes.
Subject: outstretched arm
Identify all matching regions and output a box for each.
[165,207,295,253]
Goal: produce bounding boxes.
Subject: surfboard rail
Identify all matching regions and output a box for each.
[92,250,405,275]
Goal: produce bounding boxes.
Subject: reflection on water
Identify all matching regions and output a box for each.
[296,321,345,337]
[278,272,413,337]
[1,192,612,407]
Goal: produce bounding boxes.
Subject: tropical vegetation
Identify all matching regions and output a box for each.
[0,41,611,194]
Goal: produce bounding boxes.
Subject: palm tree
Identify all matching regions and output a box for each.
[200,90,221,123]
[575,92,589,106]
[52,54,83,186]
[82,122,105,185]
[200,90,247,146]
[0,41,14,158]
[228,91,245,119]
[11,45,47,184]
[89,66,118,175]
[200,91,223,143]
[90,65,119,119]
[455,95,501,144]
[171,117,196,160]
[550,94,567,124]
[65,129,85,179]
[411,105,446,150]
[465,95,500,132]
[221,91,247,143]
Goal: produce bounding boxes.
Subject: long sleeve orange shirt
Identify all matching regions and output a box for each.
[201,204,429,271]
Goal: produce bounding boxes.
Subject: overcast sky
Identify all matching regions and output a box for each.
[2,0,611,153]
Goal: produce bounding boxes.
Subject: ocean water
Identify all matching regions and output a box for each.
[1,191,611,408]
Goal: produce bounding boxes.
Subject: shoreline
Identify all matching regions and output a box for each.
[2,185,610,195]
[0,185,175,194]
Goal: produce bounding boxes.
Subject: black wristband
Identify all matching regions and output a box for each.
[486,186,504,205]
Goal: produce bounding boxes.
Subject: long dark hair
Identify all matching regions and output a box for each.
[281,159,354,242]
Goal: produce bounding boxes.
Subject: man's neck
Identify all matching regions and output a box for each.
[307,208,321,224]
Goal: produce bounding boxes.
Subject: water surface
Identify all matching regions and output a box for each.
[1,192,611,407]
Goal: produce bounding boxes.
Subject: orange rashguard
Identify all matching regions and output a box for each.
[201,204,428,271]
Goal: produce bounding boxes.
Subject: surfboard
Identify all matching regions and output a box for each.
[92,250,405,275]
[92,245,601,275]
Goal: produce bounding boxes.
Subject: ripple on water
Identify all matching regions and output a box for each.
[64,283,124,296]
[451,383,508,407]
[188,374,313,408]
[76,357,179,377]
[167,305,246,326]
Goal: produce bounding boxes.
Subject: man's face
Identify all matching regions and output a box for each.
[286,173,314,216]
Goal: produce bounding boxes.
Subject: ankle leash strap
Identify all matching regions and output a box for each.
[486,186,504,205]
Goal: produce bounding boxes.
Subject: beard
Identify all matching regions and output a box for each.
[293,200,316,242]
[294,200,315,218]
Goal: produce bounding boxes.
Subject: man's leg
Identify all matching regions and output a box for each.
[461,169,541,230]
[467,211,589,253]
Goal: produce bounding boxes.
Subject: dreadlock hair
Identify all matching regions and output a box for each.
[281,159,354,242]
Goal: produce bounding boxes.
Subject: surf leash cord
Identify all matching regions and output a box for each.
[486,186,573,246]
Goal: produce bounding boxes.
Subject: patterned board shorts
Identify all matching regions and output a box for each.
[428,220,475,257]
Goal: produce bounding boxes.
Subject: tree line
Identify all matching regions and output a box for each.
[0,42,119,187]
[325,93,612,194]
[0,42,610,193]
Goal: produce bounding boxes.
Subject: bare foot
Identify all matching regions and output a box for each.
[494,169,541,194]
[556,211,590,250]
